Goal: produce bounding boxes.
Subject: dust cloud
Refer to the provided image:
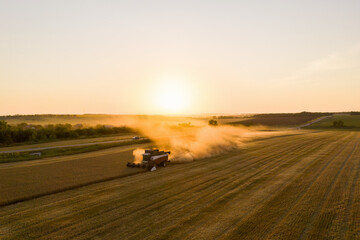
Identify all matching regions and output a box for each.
[132,148,145,163]
[126,117,283,163]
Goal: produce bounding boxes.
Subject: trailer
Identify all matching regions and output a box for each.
[127,149,171,171]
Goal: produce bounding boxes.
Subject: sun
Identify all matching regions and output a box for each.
[157,90,184,112]
[153,79,190,114]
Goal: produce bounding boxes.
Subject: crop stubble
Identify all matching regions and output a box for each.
[0,131,359,240]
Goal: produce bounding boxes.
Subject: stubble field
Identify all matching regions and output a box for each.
[0,130,359,239]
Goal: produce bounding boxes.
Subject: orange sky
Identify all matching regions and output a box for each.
[1,1,359,115]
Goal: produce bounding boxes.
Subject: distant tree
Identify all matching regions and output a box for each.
[95,124,107,135]
[333,120,344,128]
[333,121,338,127]
[0,120,8,128]
[55,124,71,138]
[338,120,344,127]
[69,131,79,138]
[29,130,37,142]
[0,121,12,144]
[208,119,218,126]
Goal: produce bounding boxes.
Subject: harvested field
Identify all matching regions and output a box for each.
[0,131,359,239]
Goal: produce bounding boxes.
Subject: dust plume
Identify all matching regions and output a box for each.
[125,117,286,163]
[133,148,145,163]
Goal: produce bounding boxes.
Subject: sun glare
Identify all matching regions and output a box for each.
[153,79,190,114]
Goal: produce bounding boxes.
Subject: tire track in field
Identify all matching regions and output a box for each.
[301,133,360,239]
[336,134,360,240]
[343,138,360,239]
[304,137,360,239]
[217,133,355,239]
[346,146,360,240]
[299,141,359,240]
[0,133,322,238]
[264,133,359,240]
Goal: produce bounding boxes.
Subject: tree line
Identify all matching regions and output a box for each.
[0,121,134,146]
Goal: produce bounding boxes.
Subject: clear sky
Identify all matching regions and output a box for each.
[1,0,359,115]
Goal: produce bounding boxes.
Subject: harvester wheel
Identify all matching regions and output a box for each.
[161,161,166,167]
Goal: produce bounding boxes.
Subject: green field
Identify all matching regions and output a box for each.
[308,115,360,129]
[0,130,359,239]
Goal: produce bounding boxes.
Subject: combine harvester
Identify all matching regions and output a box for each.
[127,149,171,171]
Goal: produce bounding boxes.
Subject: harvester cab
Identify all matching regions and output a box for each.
[127,149,171,171]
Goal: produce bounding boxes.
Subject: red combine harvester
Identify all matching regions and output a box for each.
[127,149,171,171]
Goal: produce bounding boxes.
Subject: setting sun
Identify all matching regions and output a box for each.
[153,79,191,114]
